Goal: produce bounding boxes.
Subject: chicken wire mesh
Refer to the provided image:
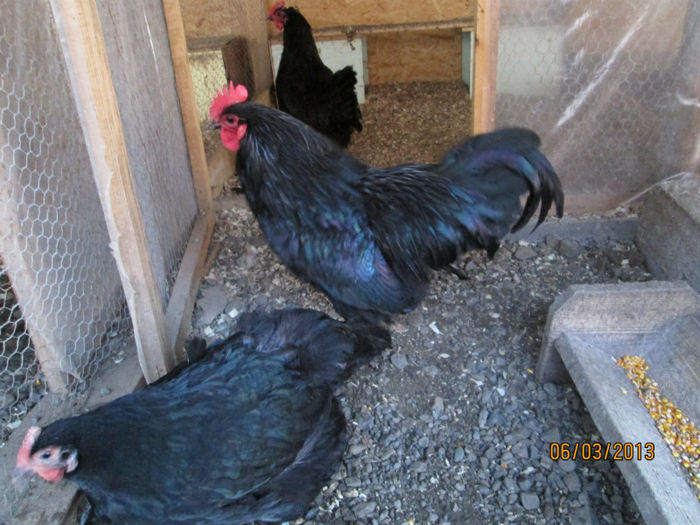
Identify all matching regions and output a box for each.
[0,0,132,516]
[494,0,699,211]
[96,0,199,306]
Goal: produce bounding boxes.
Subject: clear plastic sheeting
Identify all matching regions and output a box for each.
[495,0,699,211]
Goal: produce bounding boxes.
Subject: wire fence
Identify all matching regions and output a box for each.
[495,0,699,209]
[1,0,200,519]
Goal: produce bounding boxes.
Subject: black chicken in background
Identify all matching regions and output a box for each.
[210,83,564,326]
[13,308,389,524]
[268,1,362,147]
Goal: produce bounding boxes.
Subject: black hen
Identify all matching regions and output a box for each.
[268,1,362,147]
[14,308,388,524]
[210,84,564,324]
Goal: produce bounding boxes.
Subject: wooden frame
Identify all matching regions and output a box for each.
[472,0,500,134]
[0,0,214,517]
[50,0,213,383]
[162,0,216,359]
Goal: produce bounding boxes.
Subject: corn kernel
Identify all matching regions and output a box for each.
[618,355,699,499]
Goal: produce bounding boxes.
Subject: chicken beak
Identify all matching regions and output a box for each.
[208,121,221,130]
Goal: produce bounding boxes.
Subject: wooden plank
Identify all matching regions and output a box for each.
[162,1,214,361]
[222,37,257,94]
[472,0,499,134]
[367,29,463,84]
[180,0,273,96]
[264,0,475,29]
[49,0,174,382]
[267,18,475,43]
[164,211,215,361]
[162,0,213,215]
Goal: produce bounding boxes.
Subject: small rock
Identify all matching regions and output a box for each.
[453,447,465,462]
[543,383,558,396]
[345,476,362,488]
[558,239,582,259]
[570,504,599,525]
[195,285,229,326]
[353,501,377,519]
[432,396,444,418]
[518,478,533,491]
[558,458,577,472]
[478,408,489,428]
[512,442,529,459]
[520,492,540,510]
[564,471,582,492]
[348,444,366,456]
[424,365,440,377]
[99,387,112,397]
[541,427,561,443]
[544,234,562,248]
[391,352,409,370]
[411,461,428,473]
[515,245,538,260]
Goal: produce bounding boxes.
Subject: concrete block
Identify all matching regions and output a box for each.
[637,174,700,292]
[536,281,700,383]
[557,329,700,525]
[536,280,700,524]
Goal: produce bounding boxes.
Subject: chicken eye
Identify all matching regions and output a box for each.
[225,116,235,124]
[41,450,52,459]
[60,450,72,461]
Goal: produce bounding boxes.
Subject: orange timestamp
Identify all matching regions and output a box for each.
[549,442,655,461]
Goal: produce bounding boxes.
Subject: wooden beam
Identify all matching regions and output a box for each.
[267,18,476,44]
[49,0,174,382]
[263,0,475,30]
[162,0,215,362]
[472,0,500,134]
[162,0,213,215]
[164,211,215,361]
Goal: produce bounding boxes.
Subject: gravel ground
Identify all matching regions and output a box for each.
[192,198,651,525]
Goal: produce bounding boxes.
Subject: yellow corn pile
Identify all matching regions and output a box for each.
[617,355,699,499]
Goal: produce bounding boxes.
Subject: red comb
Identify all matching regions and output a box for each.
[16,426,41,468]
[269,1,285,17]
[209,81,249,121]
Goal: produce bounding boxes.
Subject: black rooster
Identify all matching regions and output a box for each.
[209,83,564,325]
[13,308,389,524]
[268,1,362,147]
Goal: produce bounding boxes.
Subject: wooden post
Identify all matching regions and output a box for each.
[162,0,213,215]
[162,0,215,356]
[49,0,174,382]
[473,0,500,134]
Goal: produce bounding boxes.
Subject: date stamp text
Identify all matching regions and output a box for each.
[549,442,655,461]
